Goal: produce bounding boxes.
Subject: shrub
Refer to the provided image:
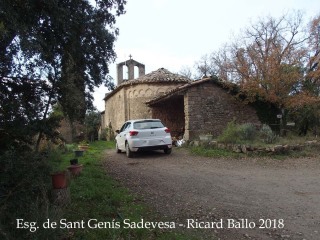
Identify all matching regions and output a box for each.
[0,147,64,239]
[259,124,277,144]
[239,123,257,141]
[217,121,241,143]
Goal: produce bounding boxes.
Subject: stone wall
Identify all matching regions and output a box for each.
[104,88,126,132]
[184,82,261,140]
[104,83,184,132]
[188,139,319,155]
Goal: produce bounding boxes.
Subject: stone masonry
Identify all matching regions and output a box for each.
[184,81,261,139]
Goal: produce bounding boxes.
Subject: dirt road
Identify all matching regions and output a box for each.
[103,148,320,240]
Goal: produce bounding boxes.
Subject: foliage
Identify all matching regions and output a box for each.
[217,120,241,144]
[217,121,259,144]
[208,11,316,109]
[0,0,126,150]
[57,141,188,239]
[259,124,277,144]
[0,147,64,239]
[187,11,320,135]
[250,99,280,132]
[288,103,320,136]
[239,123,257,141]
[0,77,62,151]
[84,109,101,141]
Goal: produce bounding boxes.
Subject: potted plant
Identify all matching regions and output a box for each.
[74,149,84,157]
[70,158,78,165]
[78,141,89,151]
[67,164,83,177]
[50,171,68,189]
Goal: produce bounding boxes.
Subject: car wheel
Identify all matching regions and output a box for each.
[164,148,172,154]
[125,142,133,158]
[116,143,121,153]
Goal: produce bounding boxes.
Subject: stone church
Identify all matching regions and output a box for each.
[101,58,261,140]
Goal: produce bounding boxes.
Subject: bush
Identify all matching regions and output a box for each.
[239,123,257,141]
[0,147,64,239]
[259,124,277,144]
[217,121,258,144]
[217,121,241,143]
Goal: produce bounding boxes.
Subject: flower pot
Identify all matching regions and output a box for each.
[70,158,78,165]
[67,164,83,177]
[78,145,89,151]
[74,150,84,157]
[51,171,67,189]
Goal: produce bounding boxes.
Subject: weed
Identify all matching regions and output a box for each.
[217,120,241,144]
[57,141,188,239]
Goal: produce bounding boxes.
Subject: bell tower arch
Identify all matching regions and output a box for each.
[117,56,145,85]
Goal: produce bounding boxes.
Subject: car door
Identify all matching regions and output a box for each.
[117,122,131,150]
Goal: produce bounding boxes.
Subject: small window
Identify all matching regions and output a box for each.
[134,120,164,129]
[124,123,131,131]
[119,123,127,132]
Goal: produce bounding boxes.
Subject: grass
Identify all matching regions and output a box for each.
[54,141,191,239]
[189,142,319,159]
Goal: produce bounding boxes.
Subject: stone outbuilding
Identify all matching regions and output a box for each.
[147,77,261,140]
[101,58,262,140]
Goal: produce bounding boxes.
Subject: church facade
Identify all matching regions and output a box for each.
[101,58,261,140]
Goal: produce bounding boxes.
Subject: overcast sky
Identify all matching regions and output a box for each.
[93,0,320,111]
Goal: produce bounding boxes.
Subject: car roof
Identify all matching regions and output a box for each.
[127,119,161,123]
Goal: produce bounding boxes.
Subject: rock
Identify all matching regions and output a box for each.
[246,145,254,151]
[217,143,225,149]
[232,145,241,153]
[274,145,284,153]
[305,140,317,145]
[241,145,247,153]
[208,141,218,148]
[193,141,200,147]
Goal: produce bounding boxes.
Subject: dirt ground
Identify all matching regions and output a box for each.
[103,147,320,240]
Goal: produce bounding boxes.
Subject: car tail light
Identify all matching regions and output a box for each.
[129,130,139,136]
[164,128,171,133]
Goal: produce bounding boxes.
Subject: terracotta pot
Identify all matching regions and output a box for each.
[67,164,83,177]
[51,171,67,189]
[78,145,89,151]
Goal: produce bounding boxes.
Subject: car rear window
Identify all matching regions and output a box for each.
[134,120,164,129]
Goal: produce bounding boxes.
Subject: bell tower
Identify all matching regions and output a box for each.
[116,55,145,85]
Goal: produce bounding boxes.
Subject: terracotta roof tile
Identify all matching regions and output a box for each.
[119,68,191,86]
[104,68,191,101]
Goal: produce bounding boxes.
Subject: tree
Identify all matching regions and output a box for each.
[194,54,217,79]
[0,77,53,151]
[0,0,126,149]
[178,65,194,79]
[289,14,320,135]
[305,15,320,96]
[84,109,101,142]
[206,11,320,134]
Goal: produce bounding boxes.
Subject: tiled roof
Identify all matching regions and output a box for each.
[104,68,191,101]
[119,68,191,86]
[146,76,239,106]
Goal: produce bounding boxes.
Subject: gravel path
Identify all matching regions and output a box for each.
[103,148,320,240]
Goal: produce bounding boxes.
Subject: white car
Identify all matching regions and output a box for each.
[115,119,172,158]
